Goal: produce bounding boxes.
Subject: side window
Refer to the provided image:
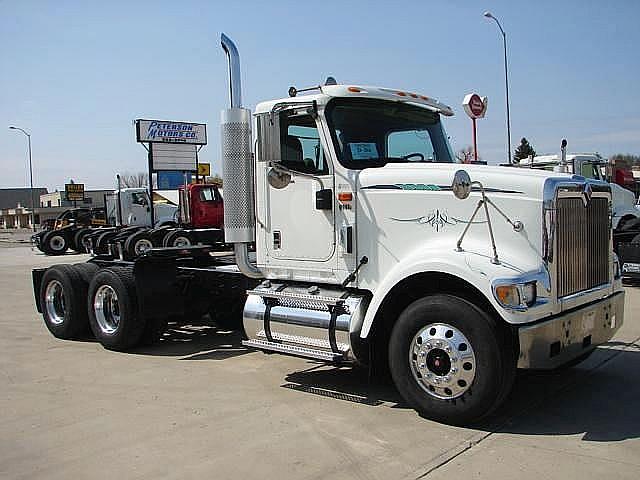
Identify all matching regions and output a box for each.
[199,187,220,202]
[387,129,436,162]
[280,113,329,175]
[132,193,148,206]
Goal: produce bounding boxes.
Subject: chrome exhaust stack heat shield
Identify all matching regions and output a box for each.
[220,33,261,278]
[243,283,370,362]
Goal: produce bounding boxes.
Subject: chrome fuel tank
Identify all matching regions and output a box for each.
[243,282,370,362]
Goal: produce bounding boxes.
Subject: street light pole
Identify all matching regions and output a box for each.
[9,126,36,231]
[484,11,512,164]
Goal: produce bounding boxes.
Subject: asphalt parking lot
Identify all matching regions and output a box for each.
[1,242,639,479]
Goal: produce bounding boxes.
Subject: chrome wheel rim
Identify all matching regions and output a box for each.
[134,238,153,256]
[172,236,191,247]
[93,285,120,334]
[409,323,476,399]
[44,280,65,325]
[49,235,66,251]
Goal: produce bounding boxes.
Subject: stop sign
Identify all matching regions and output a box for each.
[463,93,488,119]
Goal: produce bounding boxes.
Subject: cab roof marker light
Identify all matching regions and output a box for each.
[347,86,363,93]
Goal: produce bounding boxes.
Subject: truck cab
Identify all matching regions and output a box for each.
[218,34,624,424]
[105,187,178,227]
[178,183,224,229]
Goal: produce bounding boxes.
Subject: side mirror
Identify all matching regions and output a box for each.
[257,113,281,164]
[452,170,472,199]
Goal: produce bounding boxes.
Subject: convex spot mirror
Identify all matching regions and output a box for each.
[452,170,472,199]
[267,168,292,189]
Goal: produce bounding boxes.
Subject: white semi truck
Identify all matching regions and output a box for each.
[31,34,624,425]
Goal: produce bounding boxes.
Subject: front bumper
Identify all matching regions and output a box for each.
[517,291,624,369]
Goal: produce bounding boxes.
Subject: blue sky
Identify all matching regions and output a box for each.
[1,0,639,190]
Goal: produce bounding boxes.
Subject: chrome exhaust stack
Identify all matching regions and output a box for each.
[220,33,261,278]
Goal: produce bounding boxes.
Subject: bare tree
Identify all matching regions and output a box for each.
[456,146,480,164]
[118,172,149,188]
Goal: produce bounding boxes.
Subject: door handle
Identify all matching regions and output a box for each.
[273,230,281,249]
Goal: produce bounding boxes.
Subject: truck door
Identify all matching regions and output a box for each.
[128,191,151,226]
[265,111,335,262]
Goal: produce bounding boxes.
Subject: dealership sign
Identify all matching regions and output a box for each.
[65,183,84,201]
[135,119,207,145]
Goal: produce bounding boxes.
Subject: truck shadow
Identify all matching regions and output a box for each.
[131,317,251,361]
[281,342,640,442]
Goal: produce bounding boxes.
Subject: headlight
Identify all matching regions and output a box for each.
[494,281,537,309]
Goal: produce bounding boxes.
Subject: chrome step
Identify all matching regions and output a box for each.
[243,339,346,363]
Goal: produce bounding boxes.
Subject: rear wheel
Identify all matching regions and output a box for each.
[94,230,117,255]
[40,265,89,339]
[87,267,146,351]
[74,262,100,283]
[389,294,516,425]
[163,229,193,248]
[124,230,153,259]
[73,228,91,253]
[41,231,68,256]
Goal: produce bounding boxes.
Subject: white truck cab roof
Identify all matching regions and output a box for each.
[254,84,454,117]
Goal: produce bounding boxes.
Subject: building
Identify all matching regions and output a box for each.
[0,188,48,229]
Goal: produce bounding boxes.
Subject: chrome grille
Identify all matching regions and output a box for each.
[556,196,610,297]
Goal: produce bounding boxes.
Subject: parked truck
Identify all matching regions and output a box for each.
[86,183,225,259]
[31,34,624,425]
[516,152,640,230]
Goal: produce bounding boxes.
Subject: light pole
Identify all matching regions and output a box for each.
[484,11,512,164]
[9,126,36,231]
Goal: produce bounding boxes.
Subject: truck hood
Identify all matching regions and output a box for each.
[357,163,580,200]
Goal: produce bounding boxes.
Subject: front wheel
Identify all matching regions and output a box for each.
[389,294,515,425]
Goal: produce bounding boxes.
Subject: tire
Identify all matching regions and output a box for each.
[94,230,116,255]
[72,228,91,253]
[163,229,193,248]
[40,264,90,339]
[87,267,146,351]
[149,226,174,246]
[73,262,100,284]
[123,230,154,259]
[41,231,69,256]
[388,294,516,426]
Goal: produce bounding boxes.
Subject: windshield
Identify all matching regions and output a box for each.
[325,98,454,169]
[579,162,606,181]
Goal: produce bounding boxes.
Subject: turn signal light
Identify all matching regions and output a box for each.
[338,192,353,202]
